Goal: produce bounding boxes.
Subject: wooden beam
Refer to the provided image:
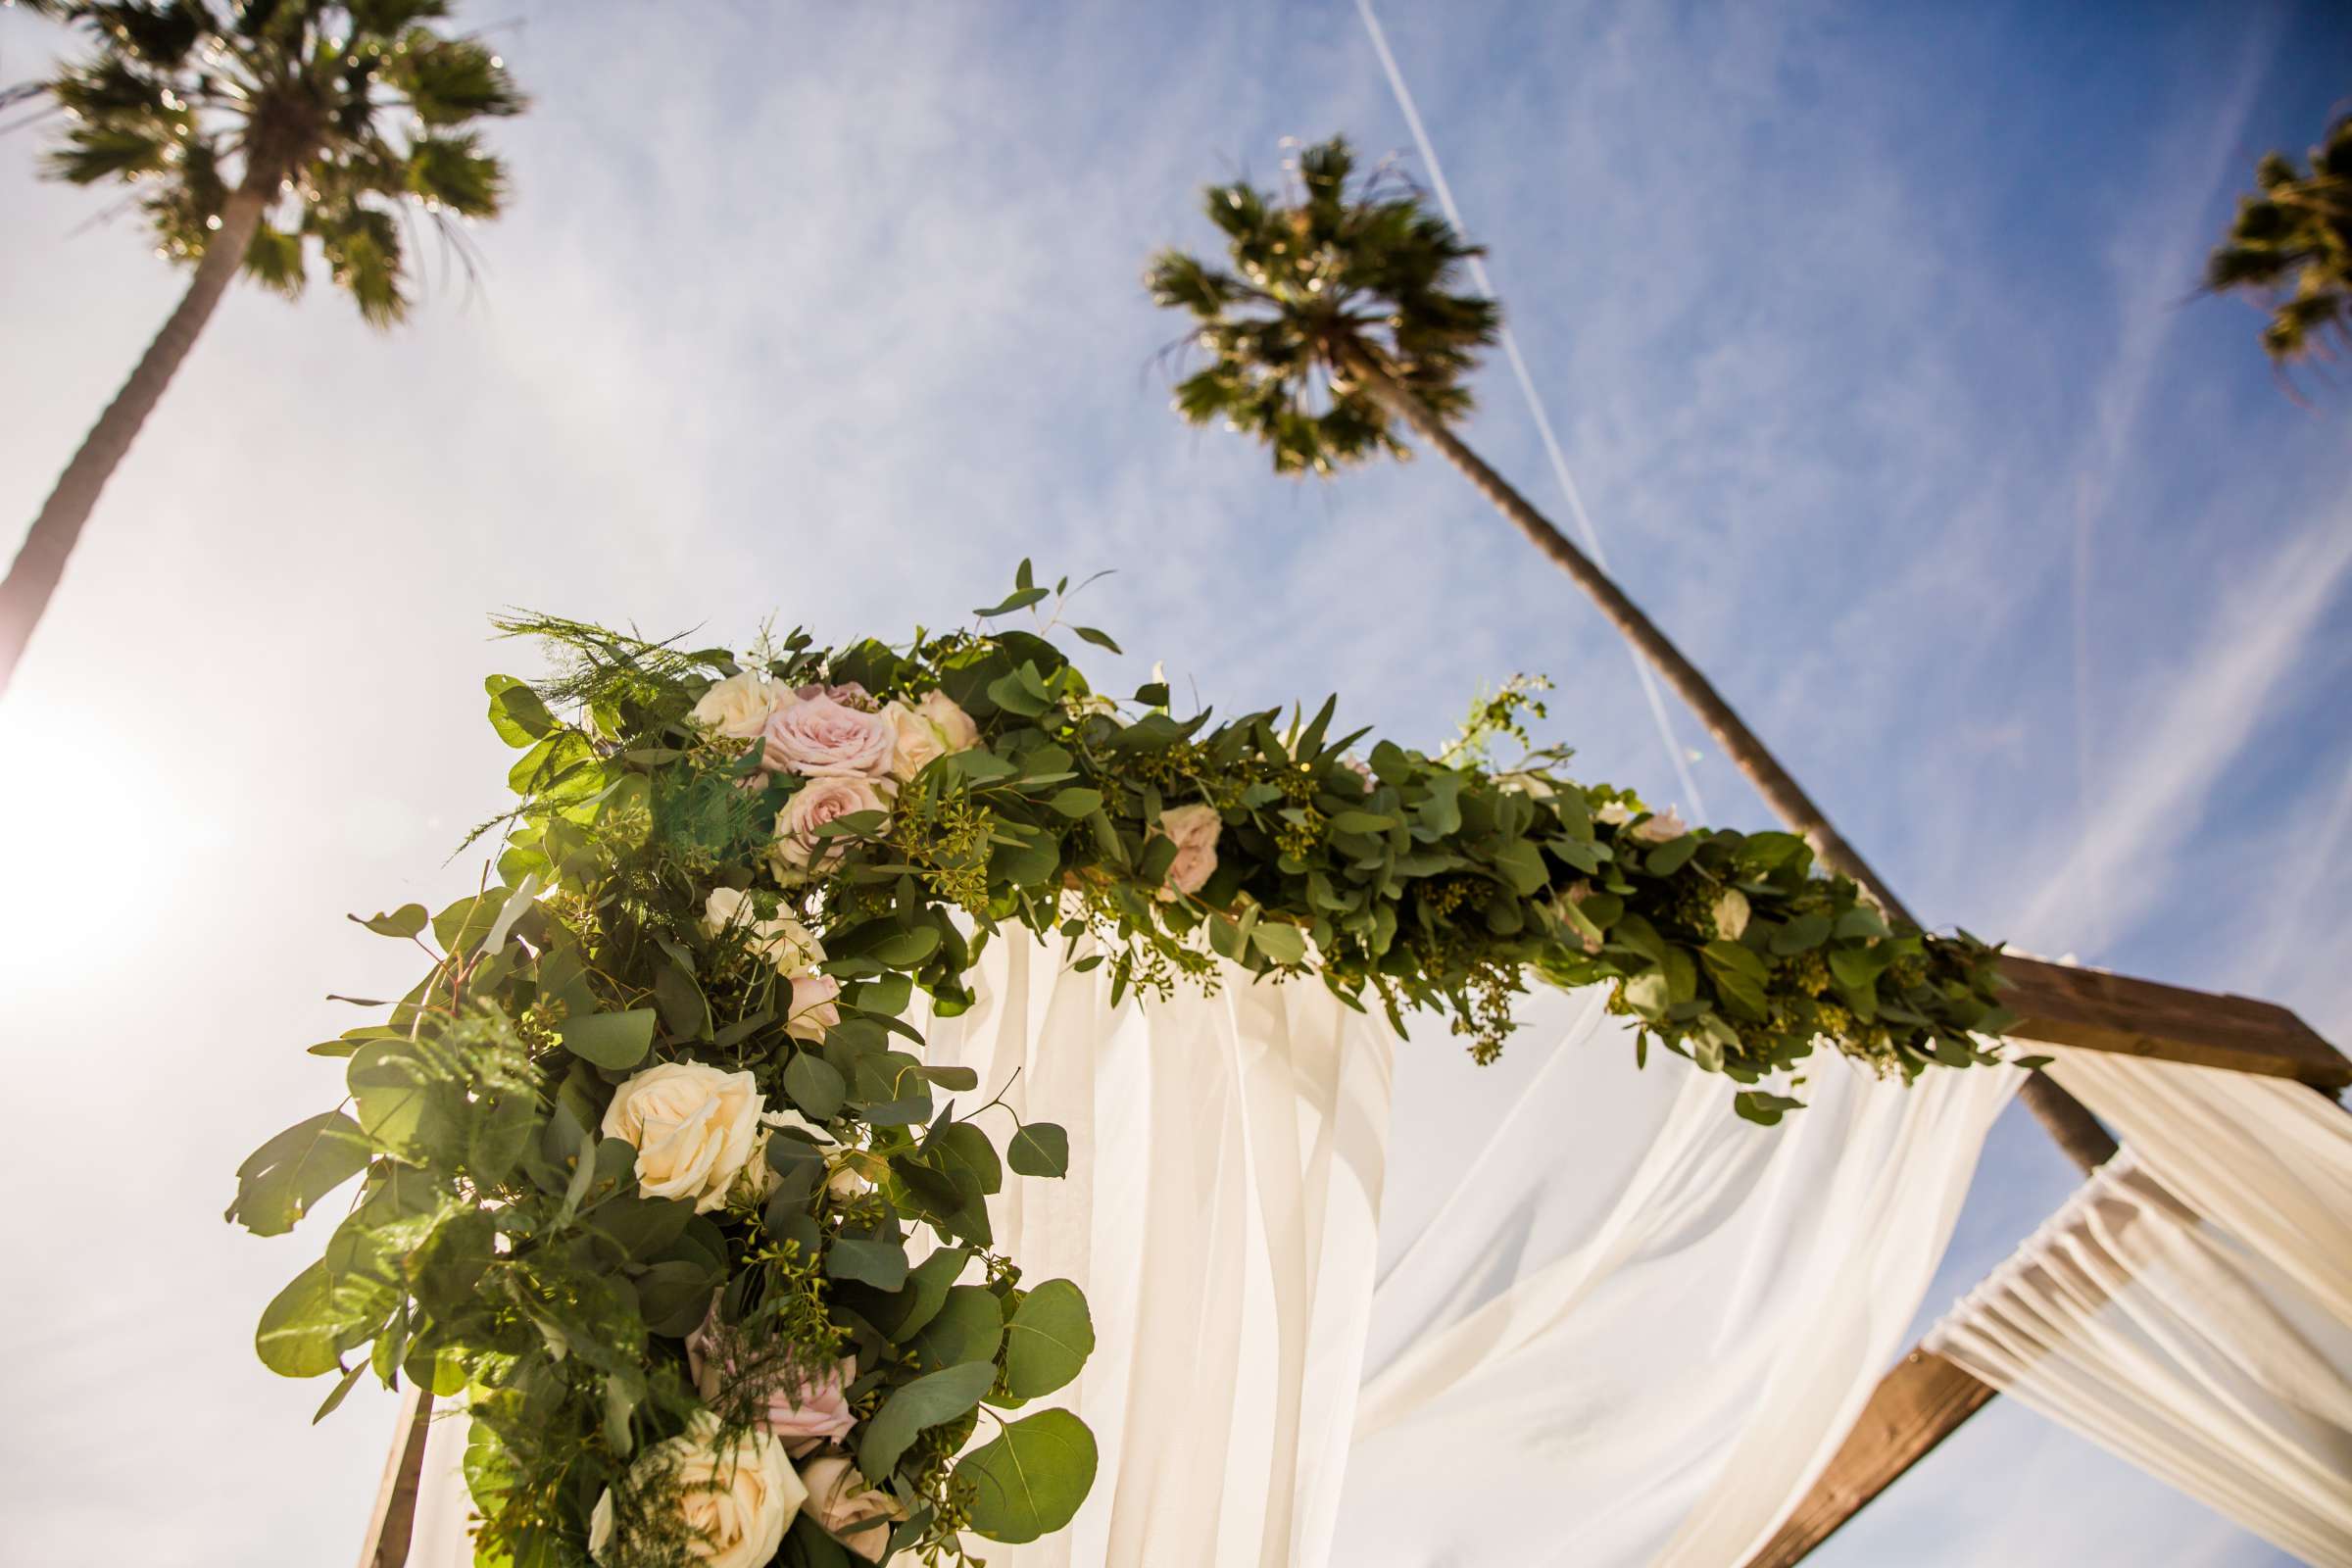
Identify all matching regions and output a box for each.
[1999,955,2349,1089]
[1740,1350,1998,1568]
[357,1386,434,1568]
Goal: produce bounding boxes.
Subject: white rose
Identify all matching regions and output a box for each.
[692,671,789,741]
[916,689,978,751]
[1155,803,1222,900]
[798,1454,905,1562]
[601,1061,764,1214]
[1713,888,1750,941]
[771,775,893,882]
[1632,806,1689,844]
[1595,800,1635,826]
[589,1410,805,1568]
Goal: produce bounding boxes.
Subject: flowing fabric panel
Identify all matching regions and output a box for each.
[1338,990,2021,1568]
[916,932,1397,1567]
[2043,1047,2352,1321]
[1926,1150,2352,1567]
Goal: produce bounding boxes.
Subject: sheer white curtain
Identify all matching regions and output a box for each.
[1923,1051,2352,1568]
[1338,992,2023,1567]
[921,932,1396,1567]
[2042,1047,2352,1321]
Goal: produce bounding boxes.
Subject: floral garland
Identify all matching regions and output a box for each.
[228,567,2020,1567]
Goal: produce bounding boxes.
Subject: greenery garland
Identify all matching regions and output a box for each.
[228,565,2021,1567]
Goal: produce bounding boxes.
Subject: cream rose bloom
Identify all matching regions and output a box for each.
[771,775,893,882]
[1594,800,1635,827]
[1155,803,1222,900]
[602,1062,764,1214]
[692,671,790,741]
[1632,807,1689,844]
[588,1410,805,1568]
[701,889,826,977]
[798,1454,905,1562]
[880,690,980,782]
[1713,888,1751,941]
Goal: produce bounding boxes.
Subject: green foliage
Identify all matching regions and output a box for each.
[959,1409,1099,1544]
[18,0,526,323]
[1146,134,1498,475]
[2206,111,2352,376]
[231,567,2018,1565]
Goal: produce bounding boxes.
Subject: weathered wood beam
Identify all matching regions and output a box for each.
[1999,954,2349,1088]
[357,1386,434,1568]
[1740,1349,1998,1568]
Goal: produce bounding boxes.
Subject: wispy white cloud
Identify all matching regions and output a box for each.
[2011,512,2352,955]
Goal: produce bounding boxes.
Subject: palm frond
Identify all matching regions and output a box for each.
[2207,112,2352,373]
[13,0,526,318]
[387,29,524,124]
[1149,134,1497,476]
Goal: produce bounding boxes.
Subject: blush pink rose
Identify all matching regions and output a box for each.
[787,973,841,1043]
[686,1306,858,1457]
[1155,803,1223,900]
[797,1454,904,1561]
[761,695,896,778]
[771,776,892,882]
[793,680,872,707]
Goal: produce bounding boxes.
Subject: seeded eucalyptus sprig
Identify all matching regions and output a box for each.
[228,564,2017,1568]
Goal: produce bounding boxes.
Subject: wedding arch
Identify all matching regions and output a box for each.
[230,569,2347,1567]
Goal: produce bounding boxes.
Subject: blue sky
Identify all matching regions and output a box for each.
[0,1,2346,1563]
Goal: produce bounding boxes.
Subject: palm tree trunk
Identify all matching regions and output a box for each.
[1338,345,2118,1172]
[0,179,271,699]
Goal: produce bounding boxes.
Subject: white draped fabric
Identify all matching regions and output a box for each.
[919,932,1397,1567]
[2042,1047,2352,1323]
[404,937,2024,1567]
[1923,1052,2352,1568]
[1340,990,2022,1566]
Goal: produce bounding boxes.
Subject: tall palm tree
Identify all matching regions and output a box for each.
[0,0,525,696]
[2205,109,2351,378]
[1148,137,2115,1171]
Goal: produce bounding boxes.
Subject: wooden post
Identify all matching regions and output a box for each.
[1740,1351,1998,1568]
[357,1387,434,1568]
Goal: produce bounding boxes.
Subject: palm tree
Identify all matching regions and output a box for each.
[0,0,525,696]
[1148,137,2115,1172]
[2205,109,2351,379]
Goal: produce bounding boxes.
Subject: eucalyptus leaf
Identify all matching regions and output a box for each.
[858,1360,996,1481]
[910,1285,1004,1372]
[962,1408,1099,1544]
[560,1009,656,1070]
[1004,1279,1094,1398]
[227,1111,373,1237]
[826,1237,909,1292]
[1006,1122,1070,1179]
